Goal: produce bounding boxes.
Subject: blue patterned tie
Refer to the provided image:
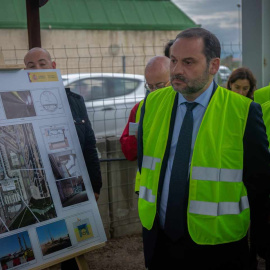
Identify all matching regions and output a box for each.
[164,102,198,241]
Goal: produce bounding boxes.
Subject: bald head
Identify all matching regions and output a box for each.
[24,47,56,70]
[145,56,170,92]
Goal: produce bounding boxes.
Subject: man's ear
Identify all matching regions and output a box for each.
[209,58,220,75]
[52,61,56,69]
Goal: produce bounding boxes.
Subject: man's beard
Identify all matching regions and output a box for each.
[171,69,210,95]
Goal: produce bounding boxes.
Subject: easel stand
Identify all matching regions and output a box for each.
[30,243,105,270]
[75,254,90,270]
[46,254,88,270]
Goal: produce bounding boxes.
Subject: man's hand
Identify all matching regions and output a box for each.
[94,193,100,201]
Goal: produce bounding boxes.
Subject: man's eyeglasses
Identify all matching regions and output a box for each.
[145,81,170,92]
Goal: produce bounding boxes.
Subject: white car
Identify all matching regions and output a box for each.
[62,73,146,138]
[218,65,231,82]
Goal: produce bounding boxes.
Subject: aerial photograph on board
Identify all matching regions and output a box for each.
[0,123,57,234]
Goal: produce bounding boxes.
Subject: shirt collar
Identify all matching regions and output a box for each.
[178,81,214,108]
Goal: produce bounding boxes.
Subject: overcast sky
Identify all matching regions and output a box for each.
[171,0,242,57]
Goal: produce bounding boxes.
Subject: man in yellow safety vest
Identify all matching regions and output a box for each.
[120,56,170,161]
[137,27,270,269]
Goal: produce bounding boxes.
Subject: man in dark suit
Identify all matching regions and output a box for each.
[137,28,270,269]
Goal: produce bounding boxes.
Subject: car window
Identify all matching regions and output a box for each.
[67,77,140,101]
[68,78,108,101]
[220,69,230,74]
[108,78,140,98]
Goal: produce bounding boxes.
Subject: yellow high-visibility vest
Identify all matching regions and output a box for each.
[262,100,270,150]
[254,85,270,105]
[138,85,251,245]
[134,100,144,193]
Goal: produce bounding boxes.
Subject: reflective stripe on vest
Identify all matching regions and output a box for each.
[142,156,161,170]
[189,196,249,216]
[192,167,242,182]
[139,186,155,203]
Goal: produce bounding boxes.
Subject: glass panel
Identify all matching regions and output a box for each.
[68,78,108,101]
[67,77,139,101]
[109,78,140,97]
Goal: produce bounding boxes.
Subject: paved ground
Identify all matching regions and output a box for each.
[85,234,267,270]
[85,234,145,270]
[48,233,266,270]
[46,234,145,270]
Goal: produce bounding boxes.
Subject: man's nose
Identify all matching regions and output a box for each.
[171,62,184,75]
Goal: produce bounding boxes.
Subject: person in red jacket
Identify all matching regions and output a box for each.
[120,55,171,160]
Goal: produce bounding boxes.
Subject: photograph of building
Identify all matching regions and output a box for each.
[0,123,57,233]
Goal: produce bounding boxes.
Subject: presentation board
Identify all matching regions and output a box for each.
[0,69,106,270]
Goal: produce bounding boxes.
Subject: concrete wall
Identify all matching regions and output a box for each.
[96,137,141,239]
[242,0,270,88]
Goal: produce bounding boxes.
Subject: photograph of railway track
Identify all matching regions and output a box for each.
[1,91,36,119]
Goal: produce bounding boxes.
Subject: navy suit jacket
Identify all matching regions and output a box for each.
[137,82,270,267]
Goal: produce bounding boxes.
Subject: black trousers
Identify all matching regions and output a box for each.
[148,229,250,270]
[61,258,79,270]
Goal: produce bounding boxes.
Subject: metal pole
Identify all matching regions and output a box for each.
[122,56,126,74]
[237,4,241,45]
[26,0,41,49]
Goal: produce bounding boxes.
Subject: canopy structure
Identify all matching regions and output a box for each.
[0,0,198,30]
